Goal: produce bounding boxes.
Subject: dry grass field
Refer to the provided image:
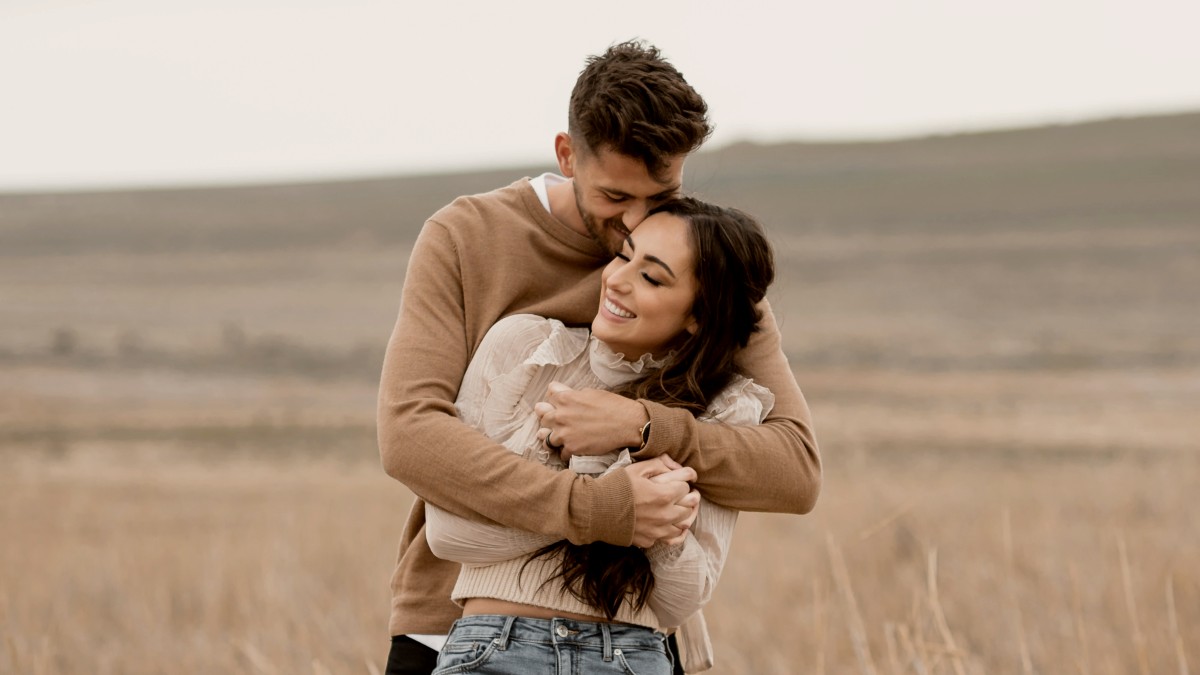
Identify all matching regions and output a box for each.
[3,113,1199,673]
[3,365,1198,674]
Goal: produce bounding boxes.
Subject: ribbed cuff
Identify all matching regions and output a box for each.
[587,468,635,546]
[632,400,693,461]
[645,540,686,565]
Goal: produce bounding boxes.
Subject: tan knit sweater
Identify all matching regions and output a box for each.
[378,178,821,637]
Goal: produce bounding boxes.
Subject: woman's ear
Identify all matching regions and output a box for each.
[685,317,699,335]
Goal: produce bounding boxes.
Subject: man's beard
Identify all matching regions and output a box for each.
[573,182,628,255]
[582,212,629,256]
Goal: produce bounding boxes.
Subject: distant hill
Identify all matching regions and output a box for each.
[3,111,1198,255]
[3,111,1198,374]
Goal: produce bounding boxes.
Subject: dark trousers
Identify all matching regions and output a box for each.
[386,632,686,675]
[385,636,439,675]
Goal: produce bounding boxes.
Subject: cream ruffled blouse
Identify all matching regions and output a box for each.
[426,314,774,669]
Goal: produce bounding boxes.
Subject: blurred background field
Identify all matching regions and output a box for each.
[3,112,1199,674]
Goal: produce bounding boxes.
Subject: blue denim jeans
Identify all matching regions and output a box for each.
[433,615,672,675]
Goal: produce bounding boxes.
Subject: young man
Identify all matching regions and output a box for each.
[378,41,821,674]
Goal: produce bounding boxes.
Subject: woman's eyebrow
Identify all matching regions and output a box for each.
[624,237,676,278]
[645,255,676,278]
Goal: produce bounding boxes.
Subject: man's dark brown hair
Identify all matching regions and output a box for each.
[569,40,712,179]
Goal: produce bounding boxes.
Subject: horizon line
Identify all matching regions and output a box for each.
[3,106,1196,197]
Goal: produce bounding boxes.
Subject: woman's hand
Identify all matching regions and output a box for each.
[625,457,699,548]
[535,381,649,460]
[656,487,701,547]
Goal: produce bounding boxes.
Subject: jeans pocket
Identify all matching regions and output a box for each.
[614,646,671,675]
[431,638,499,675]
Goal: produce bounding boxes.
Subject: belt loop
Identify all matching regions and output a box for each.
[601,622,613,662]
[496,615,517,651]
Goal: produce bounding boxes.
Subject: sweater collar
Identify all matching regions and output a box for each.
[515,178,610,260]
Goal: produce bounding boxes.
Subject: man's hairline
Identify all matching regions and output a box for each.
[570,133,690,190]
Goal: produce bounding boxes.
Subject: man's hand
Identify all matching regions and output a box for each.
[626,456,698,548]
[534,382,649,460]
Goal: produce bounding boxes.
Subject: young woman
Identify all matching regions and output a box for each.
[424,197,776,675]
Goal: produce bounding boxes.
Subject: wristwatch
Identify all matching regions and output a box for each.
[638,420,652,451]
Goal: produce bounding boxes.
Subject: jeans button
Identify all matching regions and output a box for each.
[556,625,569,638]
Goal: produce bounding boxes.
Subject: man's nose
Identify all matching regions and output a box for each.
[622,202,648,231]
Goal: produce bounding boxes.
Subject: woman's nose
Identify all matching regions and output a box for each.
[606,265,634,291]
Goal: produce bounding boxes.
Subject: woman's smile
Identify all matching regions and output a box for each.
[601,297,636,319]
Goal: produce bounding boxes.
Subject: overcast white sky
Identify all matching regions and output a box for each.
[2,0,1197,191]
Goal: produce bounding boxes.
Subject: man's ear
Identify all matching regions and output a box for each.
[554,132,576,178]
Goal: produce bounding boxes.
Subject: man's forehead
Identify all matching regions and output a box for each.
[586,148,685,193]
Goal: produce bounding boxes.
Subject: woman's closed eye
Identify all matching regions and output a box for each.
[641,272,664,287]
[611,253,664,286]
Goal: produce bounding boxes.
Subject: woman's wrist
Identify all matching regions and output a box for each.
[624,402,651,449]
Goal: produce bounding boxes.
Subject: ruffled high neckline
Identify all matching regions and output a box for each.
[588,339,672,388]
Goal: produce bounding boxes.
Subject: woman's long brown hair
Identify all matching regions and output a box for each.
[524,197,776,621]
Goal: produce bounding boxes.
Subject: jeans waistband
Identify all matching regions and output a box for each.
[448,614,665,655]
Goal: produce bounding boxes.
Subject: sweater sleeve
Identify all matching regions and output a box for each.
[644,497,738,629]
[378,220,636,546]
[425,502,559,564]
[633,301,822,514]
[639,375,763,628]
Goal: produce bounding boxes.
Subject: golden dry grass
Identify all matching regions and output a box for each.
[3,364,1197,674]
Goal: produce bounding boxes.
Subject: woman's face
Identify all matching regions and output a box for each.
[592,212,698,359]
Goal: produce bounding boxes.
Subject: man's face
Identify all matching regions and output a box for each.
[561,140,686,255]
